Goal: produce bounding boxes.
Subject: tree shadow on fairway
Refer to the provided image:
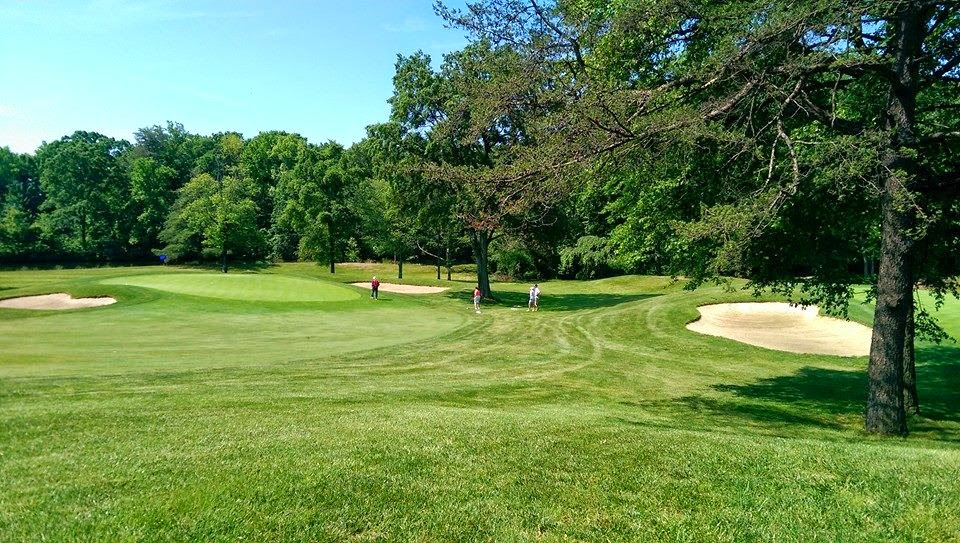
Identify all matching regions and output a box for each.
[615,396,852,434]
[913,344,960,423]
[191,260,275,272]
[712,366,865,416]
[445,290,660,311]
[691,345,960,440]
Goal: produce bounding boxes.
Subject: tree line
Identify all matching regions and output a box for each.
[0,47,650,284]
[0,114,597,281]
[0,125,449,275]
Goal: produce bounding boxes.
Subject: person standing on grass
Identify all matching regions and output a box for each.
[473,285,482,312]
[371,276,380,300]
[528,284,537,311]
[533,283,541,311]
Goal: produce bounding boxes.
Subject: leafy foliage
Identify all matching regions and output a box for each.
[558,235,619,280]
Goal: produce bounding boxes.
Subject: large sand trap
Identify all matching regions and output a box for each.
[0,293,116,310]
[350,282,449,294]
[686,302,872,356]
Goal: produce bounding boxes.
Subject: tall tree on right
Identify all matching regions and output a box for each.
[441,0,960,435]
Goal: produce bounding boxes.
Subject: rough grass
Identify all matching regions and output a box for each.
[0,263,958,542]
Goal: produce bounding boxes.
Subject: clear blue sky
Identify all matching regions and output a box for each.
[0,0,468,153]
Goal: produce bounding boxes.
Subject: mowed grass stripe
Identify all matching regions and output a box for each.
[101,273,361,302]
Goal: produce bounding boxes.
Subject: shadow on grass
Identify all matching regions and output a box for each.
[633,344,960,440]
[444,291,660,312]
[914,344,960,423]
[711,345,958,420]
[713,366,865,416]
[615,397,851,434]
[193,261,275,272]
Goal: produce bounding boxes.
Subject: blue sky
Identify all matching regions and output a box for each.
[0,0,469,153]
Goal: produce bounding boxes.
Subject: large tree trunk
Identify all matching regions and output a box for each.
[328,235,335,274]
[445,242,452,281]
[472,230,493,298]
[903,295,919,415]
[79,212,88,255]
[398,257,404,279]
[865,2,923,436]
[866,184,912,436]
[220,221,227,273]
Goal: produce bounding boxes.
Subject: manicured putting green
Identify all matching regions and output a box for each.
[102,273,360,302]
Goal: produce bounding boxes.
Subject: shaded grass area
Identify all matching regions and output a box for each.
[1,263,958,542]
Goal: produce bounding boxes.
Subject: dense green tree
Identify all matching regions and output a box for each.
[158,132,267,269]
[345,122,458,279]
[390,47,565,297]
[159,172,263,268]
[194,132,244,181]
[0,148,41,259]
[385,56,465,280]
[128,157,178,256]
[242,131,307,234]
[131,121,200,188]
[263,133,311,261]
[35,131,131,258]
[356,177,419,278]
[273,142,355,272]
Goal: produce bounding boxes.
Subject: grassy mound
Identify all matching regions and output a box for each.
[101,272,360,302]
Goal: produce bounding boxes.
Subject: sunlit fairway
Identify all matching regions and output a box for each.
[1,263,958,542]
[0,267,464,376]
[101,272,361,302]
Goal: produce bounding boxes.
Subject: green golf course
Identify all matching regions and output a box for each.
[1,263,958,541]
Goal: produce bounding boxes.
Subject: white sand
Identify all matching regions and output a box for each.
[686,302,872,356]
[350,282,449,294]
[0,293,117,310]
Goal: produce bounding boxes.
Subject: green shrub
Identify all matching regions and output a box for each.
[558,235,620,280]
[490,238,539,281]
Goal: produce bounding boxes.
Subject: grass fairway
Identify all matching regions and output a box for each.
[1,264,958,542]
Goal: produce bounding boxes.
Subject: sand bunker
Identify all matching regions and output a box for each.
[0,293,117,310]
[350,282,449,294]
[686,302,872,356]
